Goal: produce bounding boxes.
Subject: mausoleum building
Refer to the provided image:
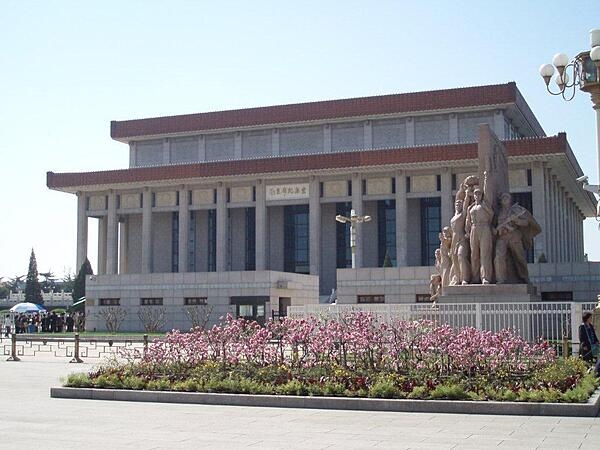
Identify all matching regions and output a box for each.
[47,82,599,330]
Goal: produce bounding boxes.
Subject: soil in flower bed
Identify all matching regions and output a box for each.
[64,314,599,403]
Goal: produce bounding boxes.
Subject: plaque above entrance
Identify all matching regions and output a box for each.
[266,183,309,201]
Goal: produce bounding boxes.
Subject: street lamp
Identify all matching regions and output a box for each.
[335,209,371,269]
[539,28,600,201]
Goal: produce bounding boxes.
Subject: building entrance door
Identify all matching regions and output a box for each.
[230,296,268,326]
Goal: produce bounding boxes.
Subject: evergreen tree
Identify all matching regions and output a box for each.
[72,258,93,308]
[382,250,393,268]
[25,248,43,304]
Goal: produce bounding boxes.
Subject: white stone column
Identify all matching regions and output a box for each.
[449,114,458,143]
[493,110,505,138]
[552,176,560,262]
[163,139,170,164]
[544,168,553,262]
[141,188,153,273]
[216,183,227,272]
[129,142,136,167]
[198,136,206,161]
[406,118,415,146]
[178,187,189,272]
[351,173,364,268]
[395,170,408,266]
[309,177,321,276]
[272,130,280,156]
[106,191,119,275]
[364,121,373,149]
[324,125,332,152]
[559,185,566,262]
[234,132,242,159]
[97,217,107,275]
[255,180,267,270]
[76,192,88,271]
[119,219,128,274]
[531,163,546,262]
[440,169,452,228]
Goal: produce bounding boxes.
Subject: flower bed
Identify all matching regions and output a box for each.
[64,312,598,403]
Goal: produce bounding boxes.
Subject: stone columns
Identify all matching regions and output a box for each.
[395,170,408,266]
[76,192,88,271]
[106,191,118,275]
[324,125,332,152]
[351,173,363,268]
[531,163,547,261]
[449,114,458,143]
[97,217,107,275]
[255,180,267,270]
[440,169,452,228]
[216,183,227,272]
[141,188,153,274]
[364,121,373,149]
[178,187,189,272]
[119,220,128,274]
[544,168,553,262]
[406,118,415,146]
[309,177,321,276]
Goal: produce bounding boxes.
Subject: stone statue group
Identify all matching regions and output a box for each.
[430,171,541,302]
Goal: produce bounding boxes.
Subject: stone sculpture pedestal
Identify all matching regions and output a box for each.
[440,283,540,303]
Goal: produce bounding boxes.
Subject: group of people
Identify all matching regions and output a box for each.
[430,172,541,301]
[3,311,84,336]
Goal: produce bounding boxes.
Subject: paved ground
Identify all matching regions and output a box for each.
[1,356,599,449]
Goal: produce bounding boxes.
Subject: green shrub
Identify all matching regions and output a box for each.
[146,379,171,391]
[64,373,92,388]
[122,376,145,390]
[429,383,469,400]
[407,386,428,399]
[276,380,307,396]
[369,378,399,399]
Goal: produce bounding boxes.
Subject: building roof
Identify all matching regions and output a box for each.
[110,82,543,141]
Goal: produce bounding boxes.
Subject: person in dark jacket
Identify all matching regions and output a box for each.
[579,312,599,363]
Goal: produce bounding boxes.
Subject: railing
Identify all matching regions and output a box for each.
[289,302,598,345]
[2,334,154,363]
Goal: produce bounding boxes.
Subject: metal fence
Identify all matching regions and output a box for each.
[2,334,153,363]
[289,302,598,345]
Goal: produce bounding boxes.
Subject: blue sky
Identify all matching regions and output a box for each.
[1,1,599,279]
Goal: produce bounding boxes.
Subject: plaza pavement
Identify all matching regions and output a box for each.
[1,356,599,449]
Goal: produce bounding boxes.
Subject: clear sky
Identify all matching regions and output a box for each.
[1,0,599,280]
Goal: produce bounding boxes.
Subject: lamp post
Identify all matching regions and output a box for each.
[335,209,371,269]
[539,28,600,203]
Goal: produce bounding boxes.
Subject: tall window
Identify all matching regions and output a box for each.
[188,211,196,272]
[511,192,534,263]
[245,207,256,270]
[207,209,217,272]
[171,212,179,273]
[420,197,441,266]
[377,200,396,266]
[336,202,352,268]
[284,205,309,274]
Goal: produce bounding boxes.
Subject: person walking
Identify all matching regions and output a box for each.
[579,312,599,363]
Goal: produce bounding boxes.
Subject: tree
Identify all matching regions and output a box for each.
[72,258,94,310]
[382,250,393,268]
[25,248,43,304]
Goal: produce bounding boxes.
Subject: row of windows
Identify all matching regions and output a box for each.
[99,297,208,306]
[360,291,573,304]
[134,112,522,167]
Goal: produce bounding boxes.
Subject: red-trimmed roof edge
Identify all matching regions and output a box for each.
[48,134,568,190]
[110,82,520,140]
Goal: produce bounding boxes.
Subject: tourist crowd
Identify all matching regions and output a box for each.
[3,311,85,336]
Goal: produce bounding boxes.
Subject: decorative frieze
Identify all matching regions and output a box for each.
[192,189,214,206]
[366,178,392,195]
[323,181,347,198]
[120,193,141,209]
[155,191,177,207]
[410,175,437,193]
[231,186,253,203]
[88,195,107,211]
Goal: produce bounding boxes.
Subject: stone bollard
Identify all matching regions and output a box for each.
[69,333,83,363]
[6,333,21,362]
[143,334,148,357]
[562,333,569,359]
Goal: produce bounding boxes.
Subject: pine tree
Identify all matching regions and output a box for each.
[25,248,43,304]
[72,258,93,309]
[382,250,393,267]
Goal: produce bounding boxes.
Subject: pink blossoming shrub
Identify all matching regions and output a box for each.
[80,312,596,401]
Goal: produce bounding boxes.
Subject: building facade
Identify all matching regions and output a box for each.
[47,83,598,330]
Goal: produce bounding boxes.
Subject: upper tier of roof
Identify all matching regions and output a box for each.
[110,82,540,141]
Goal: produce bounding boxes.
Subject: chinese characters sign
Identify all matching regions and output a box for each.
[266,183,309,201]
